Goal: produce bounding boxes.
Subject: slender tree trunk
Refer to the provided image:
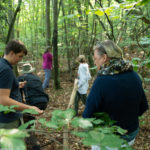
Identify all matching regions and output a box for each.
[46,0,51,46]
[62,0,73,81]
[8,0,15,40]
[52,0,61,89]
[7,0,22,77]
[6,0,22,44]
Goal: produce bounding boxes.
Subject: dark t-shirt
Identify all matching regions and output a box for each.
[0,58,22,123]
[18,73,49,105]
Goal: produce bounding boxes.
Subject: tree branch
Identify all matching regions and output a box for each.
[88,1,112,40]
[96,0,116,41]
[6,0,22,44]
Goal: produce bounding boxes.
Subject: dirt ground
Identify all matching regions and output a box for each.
[34,69,150,150]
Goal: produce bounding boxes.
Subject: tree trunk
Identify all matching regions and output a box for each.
[62,0,73,81]
[46,0,51,46]
[8,0,15,40]
[7,0,22,76]
[52,0,61,89]
[6,0,22,44]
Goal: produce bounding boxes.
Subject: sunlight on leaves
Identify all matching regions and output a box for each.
[104,7,113,16]
[71,117,93,129]
[95,9,104,16]
[0,129,28,150]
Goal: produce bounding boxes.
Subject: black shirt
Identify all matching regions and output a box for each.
[18,73,49,105]
[0,58,22,123]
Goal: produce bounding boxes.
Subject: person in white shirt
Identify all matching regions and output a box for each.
[74,55,91,115]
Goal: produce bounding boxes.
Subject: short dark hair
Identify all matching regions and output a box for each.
[5,39,28,55]
[44,46,51,53]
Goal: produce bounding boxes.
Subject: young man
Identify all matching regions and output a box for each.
[0,39,43,129]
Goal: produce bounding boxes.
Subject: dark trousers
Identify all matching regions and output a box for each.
[33,102,48,110]
[24,102,47,150]
[74,91,87,115]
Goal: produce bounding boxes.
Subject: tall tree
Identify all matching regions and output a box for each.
[52,0,61,89]
[8,0,14,40]
[6,0,22,44]
[46,0,51,46]
[62,0,73,81]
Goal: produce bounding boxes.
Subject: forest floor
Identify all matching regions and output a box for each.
[33,51,150,150]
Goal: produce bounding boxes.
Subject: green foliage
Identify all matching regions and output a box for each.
[71,117,93,129]
[38,109,132,149]
[0,129,29,150]
[94,112,116,126]
[131,57,141,72]
[139,36,150,46]
[22,108,39,115]
[132,57,150,71]
[18,120,35,129]
[0,105,18,114]
[0,105,133,149]
[38,118,59,129]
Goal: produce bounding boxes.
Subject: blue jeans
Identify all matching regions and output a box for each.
[42,69,51,89]
[121,128,139,142]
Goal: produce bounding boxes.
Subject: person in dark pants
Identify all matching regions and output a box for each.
[83,40,149,150]
[18,63,50,150]
[74,55,91,115]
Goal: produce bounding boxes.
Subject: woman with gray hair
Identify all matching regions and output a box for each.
[83,40,148,150]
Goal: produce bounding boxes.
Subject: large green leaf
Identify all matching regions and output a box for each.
[38,118,58,129]
[100,134,124,148]
[0,129,28,150]
[82,131,104,146]
[0,137,26,150]
[72,131,88,138]
[18,120,35,129]
[22,108,39,115]
[71,117,93,129]
[0,105,17,114]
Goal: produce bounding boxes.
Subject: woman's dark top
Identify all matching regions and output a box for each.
[83,71,148,133]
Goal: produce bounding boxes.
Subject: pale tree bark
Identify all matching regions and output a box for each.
[52,0,61,89]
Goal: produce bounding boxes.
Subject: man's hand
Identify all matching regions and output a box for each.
[19,81,27,88]
[30,106,44,116]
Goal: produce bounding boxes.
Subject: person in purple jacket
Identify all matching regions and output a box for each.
[42,46,53,90]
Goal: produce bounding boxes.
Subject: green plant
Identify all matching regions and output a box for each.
[0,106,133,150]
[38,109,132,150]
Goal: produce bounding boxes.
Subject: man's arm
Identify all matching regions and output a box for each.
[0,89,43,114]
